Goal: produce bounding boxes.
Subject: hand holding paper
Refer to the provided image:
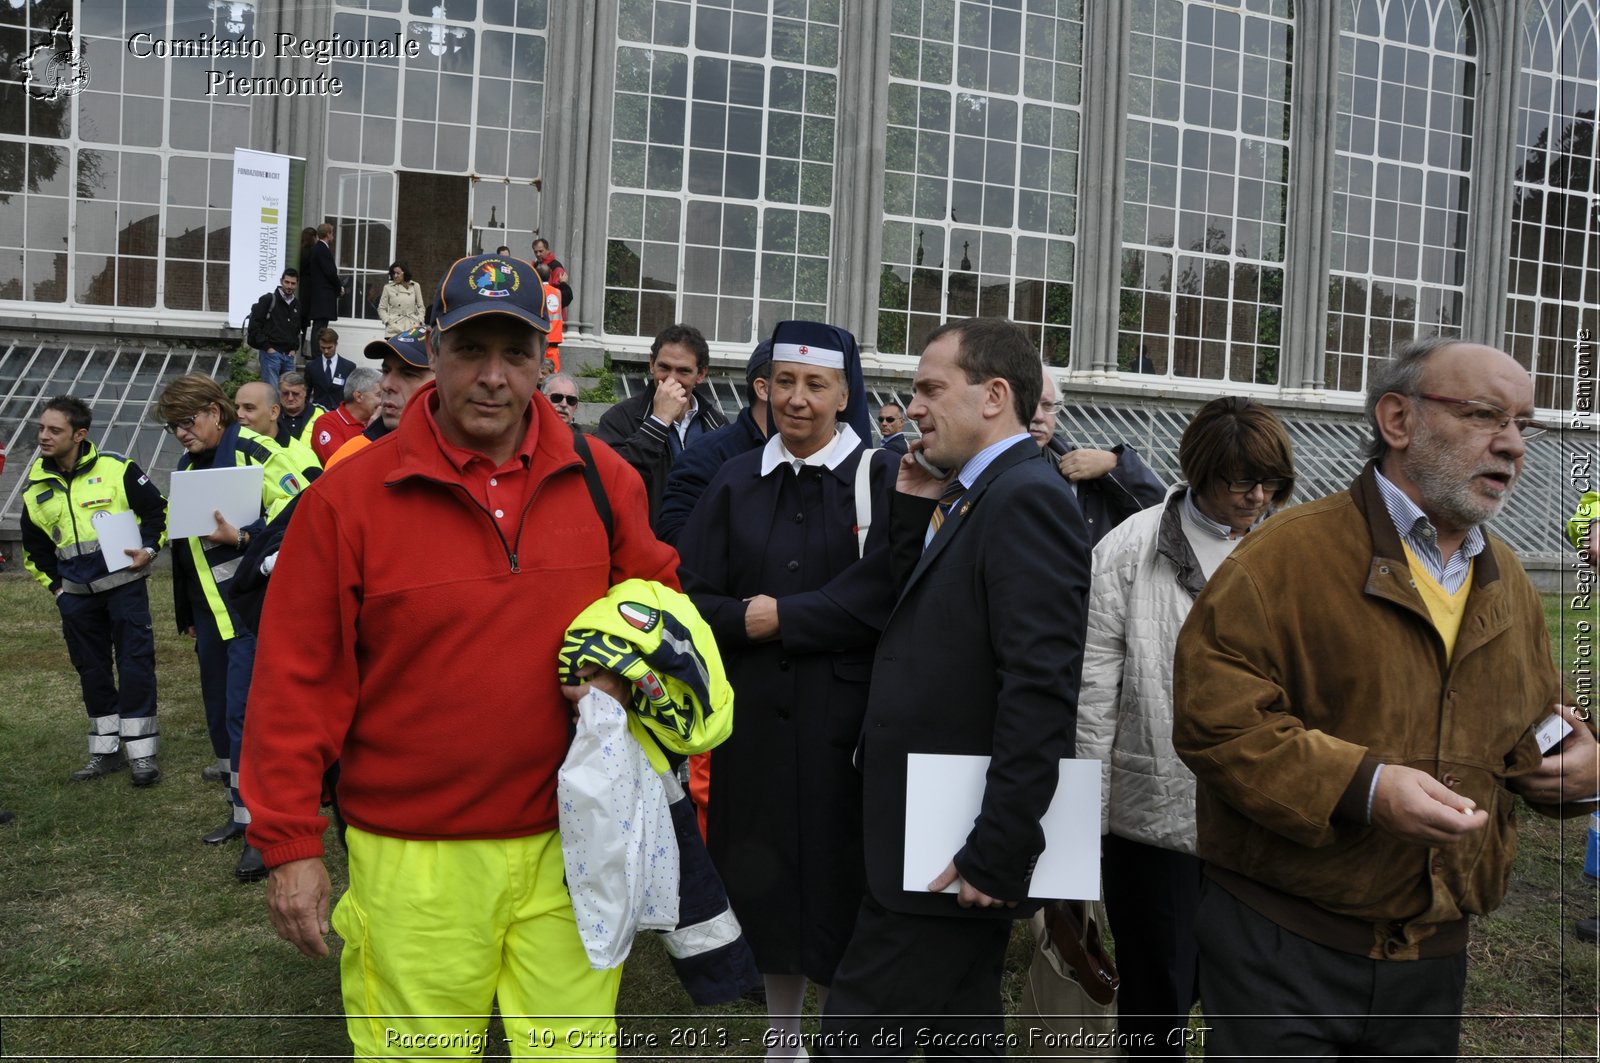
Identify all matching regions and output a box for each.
[92,510,142,573]
[167,465,264,539]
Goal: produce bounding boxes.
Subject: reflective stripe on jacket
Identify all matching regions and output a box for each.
[172,423,304,640]
[21,442,167,595]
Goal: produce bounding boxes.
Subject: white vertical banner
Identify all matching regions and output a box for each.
[228,148,292,328]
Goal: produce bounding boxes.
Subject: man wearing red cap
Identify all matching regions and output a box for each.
[242,253,679,1059]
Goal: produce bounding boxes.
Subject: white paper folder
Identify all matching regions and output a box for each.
[902,754,1102,900]
[92,510,142,573]
[167,465,264,539]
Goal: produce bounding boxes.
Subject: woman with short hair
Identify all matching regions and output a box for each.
[156,373,305,882]
[1075,395,1296,1057]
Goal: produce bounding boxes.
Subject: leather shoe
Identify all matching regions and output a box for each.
[1578,917,1599,944]
[235,845,267,883]
[201,819,246,845]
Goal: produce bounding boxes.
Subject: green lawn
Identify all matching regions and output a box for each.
[0,569,1595,1059]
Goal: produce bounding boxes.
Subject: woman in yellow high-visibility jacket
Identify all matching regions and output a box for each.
[157,373,303,883]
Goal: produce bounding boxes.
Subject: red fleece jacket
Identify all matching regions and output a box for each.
[241,385,679,867]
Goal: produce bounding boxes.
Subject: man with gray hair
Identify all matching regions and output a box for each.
[311,366,382,464]
[543,372,581,427]
[1173,337,1598,1058]
[277,371,322,448]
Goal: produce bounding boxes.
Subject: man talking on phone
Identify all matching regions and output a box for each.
[817,318,1090,1058]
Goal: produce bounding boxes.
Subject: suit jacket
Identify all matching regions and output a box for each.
[861,438,1090,919]
[304,354,357,412]
[880,432,909,456]
[299,240,342,321]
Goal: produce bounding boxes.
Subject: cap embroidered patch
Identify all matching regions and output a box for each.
[470,259,520,299]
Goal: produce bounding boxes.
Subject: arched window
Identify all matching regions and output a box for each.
[876,0,1083,362]
[1119,0,1293,384]
[604,0,841,345]
[1505,0,1598,411]
[1325,0,1474,394]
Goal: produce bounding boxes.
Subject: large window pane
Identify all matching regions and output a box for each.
[606,1,841,345]
[1122,0,1292,384]
[1326,0,1473,394]
[1504,0,1599,411]
[879,0,1084,362]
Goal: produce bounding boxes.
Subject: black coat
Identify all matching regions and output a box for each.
[655,406,766,546]
[304,354,357,412]
[299,240,341,321]
[1042,436,1166,547]
[678,439,898,981]
[246,288,302,351]
[594,382,727,528]
[862,438,1090,919]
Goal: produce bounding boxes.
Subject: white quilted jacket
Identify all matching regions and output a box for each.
[1076,487,1234,854]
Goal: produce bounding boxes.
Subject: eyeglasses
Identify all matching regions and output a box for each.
[1036,401,1060,415]
[163,414,199,435]
[878,415,900,424]
[1415,393,1548,440]
[1225,477,1291,494]
[548,393,579,407]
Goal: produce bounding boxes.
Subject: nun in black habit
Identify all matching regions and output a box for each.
[678,321,897,1054]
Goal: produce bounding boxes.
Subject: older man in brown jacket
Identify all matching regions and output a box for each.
[1173,337,1597,1060]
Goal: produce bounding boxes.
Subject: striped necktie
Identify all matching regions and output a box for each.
[925,480,966,547]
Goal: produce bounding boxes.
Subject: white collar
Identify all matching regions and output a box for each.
[760,423,861,476]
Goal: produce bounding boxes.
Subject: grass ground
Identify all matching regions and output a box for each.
[0,568,1596,1060]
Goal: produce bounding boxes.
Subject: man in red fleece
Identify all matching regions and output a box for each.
[241,252,678,1059]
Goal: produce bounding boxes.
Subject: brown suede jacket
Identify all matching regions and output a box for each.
[1173,463,1572,960]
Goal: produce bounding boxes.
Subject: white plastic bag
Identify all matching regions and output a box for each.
[557,687,680,968]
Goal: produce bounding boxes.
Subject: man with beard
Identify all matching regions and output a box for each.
[1173,338,1598,1059]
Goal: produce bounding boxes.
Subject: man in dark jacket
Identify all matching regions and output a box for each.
[655,341,772,545]
[304,328,357,411]
[247,269,302,390]
[818,318,1090,1057]
[876,401,909,454]
[1033,368,1165,547]
[298,223,343,357]
[595,322,727,528]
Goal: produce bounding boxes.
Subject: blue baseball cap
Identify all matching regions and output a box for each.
[431,254,551,334]
[364,325,432,369]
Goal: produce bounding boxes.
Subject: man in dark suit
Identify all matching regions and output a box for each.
[298,223,343,357]
[818,318,1091,1059]
[304,328,357,412]
[876,400,908,455]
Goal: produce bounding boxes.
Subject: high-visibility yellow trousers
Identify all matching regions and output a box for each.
[333,826,623,1060]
